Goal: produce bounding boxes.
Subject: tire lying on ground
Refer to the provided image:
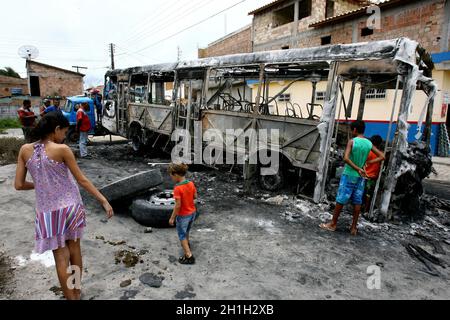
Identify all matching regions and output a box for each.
[130,190,200,228]
[99,170,163,202]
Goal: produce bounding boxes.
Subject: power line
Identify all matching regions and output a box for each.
[120,0,211,47]
[118,0,180,45]
[114,44,163,64]
[130,0,248,55]
[72,66,88,73]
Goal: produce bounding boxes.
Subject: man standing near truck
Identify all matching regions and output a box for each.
[17,99,37,143]
[77,102,91,159]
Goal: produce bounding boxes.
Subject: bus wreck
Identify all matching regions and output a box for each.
[102,37,436,220]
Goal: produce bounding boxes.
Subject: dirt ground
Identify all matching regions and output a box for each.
[0,143,449,300]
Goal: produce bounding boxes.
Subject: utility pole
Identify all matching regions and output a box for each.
[72,66,87,73]
[177,46,182,62]
[109,43,116,70]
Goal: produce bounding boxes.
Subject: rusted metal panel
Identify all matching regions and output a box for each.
[202,110,320,171]
[128,103,173,135]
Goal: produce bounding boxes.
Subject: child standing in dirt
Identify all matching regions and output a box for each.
[14,112,114,300]
[363,135,384,213]
[168,163,197,265]
[320,121,384,236]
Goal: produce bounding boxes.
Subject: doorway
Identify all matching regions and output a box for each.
[29,76,40,97]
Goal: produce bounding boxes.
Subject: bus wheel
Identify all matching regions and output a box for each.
[130,125,144,153]
[68,128,79,143]
[259,168,285,191]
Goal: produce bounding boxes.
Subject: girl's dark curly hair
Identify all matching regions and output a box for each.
[31,112,70,141]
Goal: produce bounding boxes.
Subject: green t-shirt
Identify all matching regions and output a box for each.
[343,137,373,178]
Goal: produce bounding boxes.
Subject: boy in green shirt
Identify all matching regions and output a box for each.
[320,121,384,236]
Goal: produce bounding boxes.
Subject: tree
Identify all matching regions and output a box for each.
[0,67,21,78]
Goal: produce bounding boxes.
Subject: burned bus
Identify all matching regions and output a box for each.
[101,38,436,219]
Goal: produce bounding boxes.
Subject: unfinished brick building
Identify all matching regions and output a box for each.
[250,0,449,53]
[198,25,253,58]
[0,75,29,98]
[26,60,84,98]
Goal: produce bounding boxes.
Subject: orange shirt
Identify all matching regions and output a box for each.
[366,151,381,180]
[173,181,197,216]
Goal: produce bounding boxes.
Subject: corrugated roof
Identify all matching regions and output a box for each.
[309,0,410,28]
[249,0,369,15]
[249,0,287,15]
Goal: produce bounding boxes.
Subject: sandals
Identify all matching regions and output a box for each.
[179,255,196,265]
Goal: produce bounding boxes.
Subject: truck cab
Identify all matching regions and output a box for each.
[62,96,96,142]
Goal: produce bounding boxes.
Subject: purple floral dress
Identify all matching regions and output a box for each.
[26,143,86,254]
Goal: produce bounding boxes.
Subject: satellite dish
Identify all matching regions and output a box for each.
[18,45,39,60]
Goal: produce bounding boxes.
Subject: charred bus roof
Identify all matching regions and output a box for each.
[106,38,433,82]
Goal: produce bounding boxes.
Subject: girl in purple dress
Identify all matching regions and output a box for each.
[14,112,114,300]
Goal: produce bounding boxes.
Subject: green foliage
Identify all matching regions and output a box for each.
[0,118,22,132]
[0,67,21,79]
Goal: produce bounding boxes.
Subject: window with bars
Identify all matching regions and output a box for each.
[315,91,326,101]
[278,93,291,102]
[366,88,387,99]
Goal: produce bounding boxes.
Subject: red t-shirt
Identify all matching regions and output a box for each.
[173,181,197,216]
[366,151,381,180]
[17,108,36,127]
[77,109,91,132]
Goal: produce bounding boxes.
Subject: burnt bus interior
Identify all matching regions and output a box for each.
[103,38,436,219]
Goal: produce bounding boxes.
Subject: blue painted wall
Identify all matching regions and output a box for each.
[359,122,440,156]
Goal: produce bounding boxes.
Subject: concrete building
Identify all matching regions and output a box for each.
[199,0,450,154]
[0,75,29,98]
[26,60,85,98]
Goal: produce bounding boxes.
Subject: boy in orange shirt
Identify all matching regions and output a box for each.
[168,163,198,265]
[364,135,383,213]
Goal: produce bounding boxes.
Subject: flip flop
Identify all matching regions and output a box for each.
[179,255,196,265]
[320,223,337,232]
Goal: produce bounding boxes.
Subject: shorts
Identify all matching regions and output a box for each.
[336,175,366,206]
[176,212,196,241]
[365,179,377,199]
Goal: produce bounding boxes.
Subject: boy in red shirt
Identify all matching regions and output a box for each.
[168,163,198,265]
[76,102,91,158]
[364,135,384,213]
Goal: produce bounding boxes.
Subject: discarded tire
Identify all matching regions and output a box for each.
[99,170,163,202]
[130,190,200,228]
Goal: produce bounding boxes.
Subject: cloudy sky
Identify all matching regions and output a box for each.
[0,0,263,87]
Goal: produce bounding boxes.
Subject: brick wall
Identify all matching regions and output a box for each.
[364,0,446,53]
[334,0,362,15]
[253,0,360,49]
[0,76,29,97]
[27,62,84,98]
[253,0,448,55]
[199,25,252,58]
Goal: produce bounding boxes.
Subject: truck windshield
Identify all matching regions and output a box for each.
[64,101,73,113]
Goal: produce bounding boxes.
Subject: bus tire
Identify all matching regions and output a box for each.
[68,127,79,143]
[259,168,285,191]
[129,125,144,153]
